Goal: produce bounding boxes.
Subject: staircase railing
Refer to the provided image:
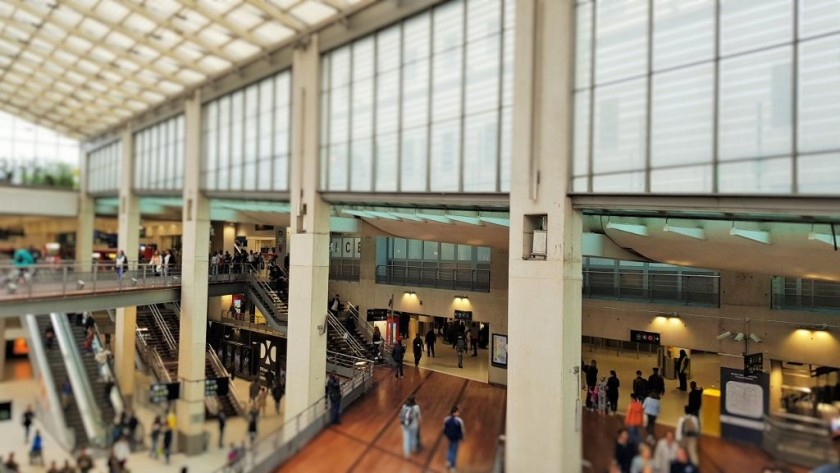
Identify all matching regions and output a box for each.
[206,344,246,416]
[148,304,177,356]
[87,312,125,422]
[347,302,393,364]
[50,312,108,448]
[136,328,172,384]
[246,270,289,332]
[325,312,367,360]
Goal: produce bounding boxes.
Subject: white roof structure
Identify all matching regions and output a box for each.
[0,0,373,139]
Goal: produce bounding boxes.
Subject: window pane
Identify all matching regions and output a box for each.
[466,0,501,42]
[441,242,455,261]
[719,47,792,161]
[350,139,373,192]
[401,127,427,192]
[352,37,375,82]
[328,143,348,191]
[499,106,511,192]
[573,91,590,177]
[403,12,431,64]
[650,165,713,193]
[376,70,400,135]
[720,0,792,55]
[432,47,463,121]
[798,152,840,194]
[575,2,592,88]
[424,241,438,261]
[402,59,429,129]
[430,119,460,192]
[800,0,840,38]
[392,238,407,260]
[596,0,647,84]
[433,0,463,53]
[798,36,840,153]
[477,247,491,262]
[465,33,501,114]
[351,78,374,139]
[377,26,401,72]
[375,133,398,191]
[593,78,646,174]
[592,171,645,192]
[457,244,472,261]
[463,110,498,192]
[718,157,791,193]
[329,85,350,145]
[408,239,423,260]
[653,0,715,71]
[651,64,713,167]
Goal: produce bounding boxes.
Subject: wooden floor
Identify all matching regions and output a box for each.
[582,410,808,473]
[277,366,507,473]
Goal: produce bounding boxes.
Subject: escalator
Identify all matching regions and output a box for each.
[32,315,89,449]
[67,318,119,427]
[245,273,289,335]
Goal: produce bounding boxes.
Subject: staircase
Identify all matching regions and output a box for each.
[246,272,289,334]
[346,302,392,364]
[35,316,89,449]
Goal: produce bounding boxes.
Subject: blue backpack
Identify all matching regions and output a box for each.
[443,416,463,441]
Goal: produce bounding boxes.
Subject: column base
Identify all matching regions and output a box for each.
[177,430,208,456]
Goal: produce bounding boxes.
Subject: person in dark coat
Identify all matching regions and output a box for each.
[392,340,406,379]
[606,370,620,414]
[677,349,690,391]
[582,359,598,408]
[632,370,649,401]
[412,333,423,367]
[614,428,636,473]
[648,367,665,398]
[325,372,342,425]
[425,329,436,358]
[687,381,703,417]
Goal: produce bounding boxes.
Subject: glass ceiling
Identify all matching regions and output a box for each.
[0,0,371,139]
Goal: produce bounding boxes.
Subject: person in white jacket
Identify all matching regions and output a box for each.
[675,406,701,466]
[651,430,678,473]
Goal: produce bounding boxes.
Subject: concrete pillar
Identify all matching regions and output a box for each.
[506,0,582,471]
[76,145,94,271]
[115,129,139,408]
[285,36,329,424]
[210,222,225,253]
[0,318,5,382]
[176,92,211,455]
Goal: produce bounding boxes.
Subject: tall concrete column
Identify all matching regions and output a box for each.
[506,0,582,471]
[76,145,94,271]
[115,129,139,408]
[285,35,329,423]
[0,318,6,382]
[177,92,210,454]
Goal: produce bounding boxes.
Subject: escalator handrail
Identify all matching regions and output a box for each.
[206,344,246,416]
[50,312,107,448]
[148,304,177,356]
[86,312,126,419]
[326,312,368,360]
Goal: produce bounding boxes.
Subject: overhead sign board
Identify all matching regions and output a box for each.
[744,352,764,375]
[205,377,230,397]
[367,308,389,322]
[454,310,473,321]
[149,382,180,404]
[630,330,661,345]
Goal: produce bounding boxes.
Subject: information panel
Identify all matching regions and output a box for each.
[149,383,180,404]
[744,352,763,375]
[454,310,473,321]
[205,377,230,397]
[630,330,661,345]
[367,308,389,322]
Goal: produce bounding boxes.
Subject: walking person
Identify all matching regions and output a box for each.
[217,411,226,449]
[399,395,421,458]
[425,328,436,358]
[29,430,43,466]
[652,431,678,473]
[632,370,649,401]
[22,405,34,443]
[76,448,94,473]
[687,381,703,417]
[443,406,465,473]
[648,367,665,398]
[412,333,423,368]
[247,410,258,447]
[249,378,260,403]
[326,372,342,425]
[392,340,406,378]
[614,428,636,473]
[677,349,690,391]
[272,380,284,415]
[149,415,162,458]
[624,395,644,446]
[454,335,466,369]
[257,387,268,416]
[582,359,599,408]
[470,323,478,357]
[643,392,661,442]
[150,250,162,276]
[162,427,173,464]
[607,370,620,414]
[676,406,701,466]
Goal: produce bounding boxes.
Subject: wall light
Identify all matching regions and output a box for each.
[797,324,828,333]
[716,331,732,341]
[454,294,469,301]
[404,290,416,296]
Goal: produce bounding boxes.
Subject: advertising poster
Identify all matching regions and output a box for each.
[720,367,769,446]
[491,333,508,369]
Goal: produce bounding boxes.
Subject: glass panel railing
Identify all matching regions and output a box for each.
[374,264,491,292]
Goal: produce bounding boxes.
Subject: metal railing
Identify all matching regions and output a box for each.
[206,344,246,416]
[219,310,285,337]
[329,258,360,282]
[209,350,375,473]
[772,276,840,311]
[87,312,126,421]
[325,311,367,360]
[135,327,172,384]
[0,261,254,302]
[148,304,177,356]
[763,412,838,468]
[375,264,491,292]
[582,268,720,306]
[346,302,392,364]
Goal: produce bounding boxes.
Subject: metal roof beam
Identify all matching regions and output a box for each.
[243,0,306,33]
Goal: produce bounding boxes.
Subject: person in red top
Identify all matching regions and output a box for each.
[624,394,644,446]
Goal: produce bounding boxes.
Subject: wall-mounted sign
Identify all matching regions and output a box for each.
[491,334,508,369]
[205,377,230,397]
[630,330,661,345]
[367,308,390,322]
[149,382,180,404]
[744,352,764,375]
[454,310,473,321]
[0,401,11,421]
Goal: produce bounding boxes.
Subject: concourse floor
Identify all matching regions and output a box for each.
[581,345,721,426]
[277,366,506,473]
[412,341,489,383]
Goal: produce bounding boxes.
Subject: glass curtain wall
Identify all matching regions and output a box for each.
[329,235,361,281]
[573,0,840,194]
[319,0,515,194]
[202,70,292,192]
[133,114,185,191]
[87,140,121,194]
[0,110,79,189]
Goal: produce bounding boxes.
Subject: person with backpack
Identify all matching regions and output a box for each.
[454,335,466,369]
[443,406,465,473]
[326,372,342,425]
[675,406,700,466]
[392,340,406,379]
[399,395,422,458]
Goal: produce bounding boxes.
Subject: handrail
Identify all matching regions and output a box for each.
[207,344,246,416]
[50,312,107,448]
[375,264,491,292]
[23,314,75,451]
[326,312,367,360]
[208,351,374,473]
[347,302,392,364]
[148,304,177,356]
[136,329,172,384]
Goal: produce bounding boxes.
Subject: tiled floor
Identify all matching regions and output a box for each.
[411,340,489,383]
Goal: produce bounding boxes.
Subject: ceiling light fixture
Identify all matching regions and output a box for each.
[663,224,706,240]
[606,222,649,237]
[729,225,771,245]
